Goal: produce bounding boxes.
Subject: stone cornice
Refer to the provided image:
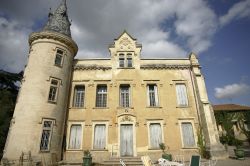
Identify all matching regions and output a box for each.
[29,31,78,55]
[74,64,112,71]
[140,64,191,70]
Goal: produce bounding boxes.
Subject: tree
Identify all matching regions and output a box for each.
[0,70,22,159]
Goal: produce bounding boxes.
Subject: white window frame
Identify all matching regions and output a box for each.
[175,83,189,107]
[179,120,197,148]
[119,85,130,108]
[91,121,109,150]
[96,85,108,108]
[48,78,60,103]
[147,120,164,149]
[147,84,159,107]
[66,121,84,150]
[54,48,65,67]
[39,119,54,152]
[73,85,85,108]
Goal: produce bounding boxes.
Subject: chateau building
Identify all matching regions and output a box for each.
[3,0,227,164]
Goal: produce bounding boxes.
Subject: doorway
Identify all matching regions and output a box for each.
[120,124,133,156]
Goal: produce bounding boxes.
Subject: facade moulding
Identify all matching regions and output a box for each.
[74,64,112,71]
[29,31,78,55]
[140,64,191,70]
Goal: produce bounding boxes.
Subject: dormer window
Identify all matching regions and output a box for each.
[119,54,125,67]
[118,53,133,68]
[127,54,132,67]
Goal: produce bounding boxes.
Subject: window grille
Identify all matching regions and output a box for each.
[40,120,53,151]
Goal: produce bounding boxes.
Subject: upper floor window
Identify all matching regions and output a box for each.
[96,85,107,107]
[118,53,133,68]
[176,84,188,107]
[48,79,59,102]
[147,84,159,107]
[73,85,85,107]
[40,119,53,151]
[120,85,130,107]
[54,49,64,67]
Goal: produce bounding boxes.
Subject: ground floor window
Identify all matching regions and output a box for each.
[181,122,195,147]
[93,124,106,149]
[149,123,162,149]
[68,124,82,149]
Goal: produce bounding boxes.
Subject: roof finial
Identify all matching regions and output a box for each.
[42,0,71,37]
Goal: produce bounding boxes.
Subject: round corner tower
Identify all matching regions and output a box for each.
[3,0,78,162]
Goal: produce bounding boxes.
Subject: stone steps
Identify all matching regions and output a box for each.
[102,157,143,166]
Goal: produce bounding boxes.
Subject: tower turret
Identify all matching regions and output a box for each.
[3,0,78,163]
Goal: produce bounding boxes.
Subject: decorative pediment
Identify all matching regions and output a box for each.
[109,31,142,52]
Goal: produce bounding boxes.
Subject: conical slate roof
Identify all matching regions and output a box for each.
[43,0,71,37]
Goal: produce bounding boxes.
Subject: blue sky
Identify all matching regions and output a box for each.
[0,0,249,106]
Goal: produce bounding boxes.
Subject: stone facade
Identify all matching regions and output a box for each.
[2,0,227,164]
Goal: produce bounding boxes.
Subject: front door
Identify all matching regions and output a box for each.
[120,124,133,156]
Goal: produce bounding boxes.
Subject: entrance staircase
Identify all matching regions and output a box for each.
[102,157,143,166]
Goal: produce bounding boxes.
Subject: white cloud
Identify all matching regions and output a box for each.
[0,17,32,72]
[214,83,250,99]
[0,0,248,72]
[219,0,250,26]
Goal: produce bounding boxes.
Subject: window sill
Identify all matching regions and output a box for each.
[117,67,135,69]
[148,148,161,150]
[39,150,50,153]
[67,149,83,151]
[146,106,162,108]
[54,64,63,68]
[117,107,134,109]
[181,147,198,149]
[91,149,108,151]
[176,106,189,108]
[48,101,57,104]
[70,107,86,109]
[93,107,109,109]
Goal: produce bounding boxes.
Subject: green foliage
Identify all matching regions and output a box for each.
[238,112,250,144]
[215,112,235,145]
[159,143,169,154]
[83,150,91,157]
[0,70,22,159]
[197,126,210,159]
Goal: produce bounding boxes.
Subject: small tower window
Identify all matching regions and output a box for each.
[40,119,53,151]
[54,49,64,67]
[48,79,59,103]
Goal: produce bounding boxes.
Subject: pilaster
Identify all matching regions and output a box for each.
[189,53,228,159]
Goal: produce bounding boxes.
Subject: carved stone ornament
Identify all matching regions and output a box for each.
[121,115,132,122]
[119,37,132,46]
